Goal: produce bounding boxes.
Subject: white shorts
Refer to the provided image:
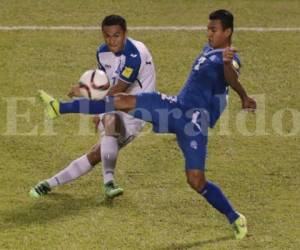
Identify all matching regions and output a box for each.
[98,111,145,147]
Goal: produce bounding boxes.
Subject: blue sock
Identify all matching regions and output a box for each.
[59,97,115,114]
[199,181,239,223]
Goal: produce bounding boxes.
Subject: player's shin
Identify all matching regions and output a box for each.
[101,136,124,198]
[199,181,239,224]
[59,96,115,115]
[101,136,119,184]
[47,154,94,187]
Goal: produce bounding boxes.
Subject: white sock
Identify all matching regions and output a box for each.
[47,154,93,188]
[101,136,119,185]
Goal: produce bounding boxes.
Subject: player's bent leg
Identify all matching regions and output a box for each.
[47,154,95,187]
[185,169,246,239]
[178,123,246,239]
[29,153,96,198]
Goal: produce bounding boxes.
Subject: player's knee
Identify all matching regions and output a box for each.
[187,177,205,191]
[102,113,122,136]
[186,170,206,192]
[87,144,101,166]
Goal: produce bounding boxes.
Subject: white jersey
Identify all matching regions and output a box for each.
[96,37,156,94]
[96,38,156,146]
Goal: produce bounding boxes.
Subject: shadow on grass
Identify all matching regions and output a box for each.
[157,236,232,250]
[0,192,120,230]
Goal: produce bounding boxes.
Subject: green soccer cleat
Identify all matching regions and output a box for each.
[29,181,51,198]
[104,181,124,199]
[38,90,60,119]
[232,213,248,240]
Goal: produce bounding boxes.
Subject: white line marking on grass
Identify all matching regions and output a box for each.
[0,26,300,31]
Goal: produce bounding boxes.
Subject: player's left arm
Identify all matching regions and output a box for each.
[223,47,256,111]
[108,54,141,96]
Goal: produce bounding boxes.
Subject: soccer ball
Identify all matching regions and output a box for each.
[78,69,110,100]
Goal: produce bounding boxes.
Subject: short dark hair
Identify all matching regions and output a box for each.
[101,15,127,31]
[209,9,234,32]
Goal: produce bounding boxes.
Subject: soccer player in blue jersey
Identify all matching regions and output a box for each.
[38,10,256,239]
[30,15,156,199]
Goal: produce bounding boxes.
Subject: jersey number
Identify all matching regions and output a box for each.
[194,56,206,71]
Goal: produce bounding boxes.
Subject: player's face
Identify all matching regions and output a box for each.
[207,20,231,48]
[102,25,127,53]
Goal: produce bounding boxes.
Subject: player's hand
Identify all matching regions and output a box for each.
[92,116,101,133]
[223,47,238,64]
[242,96,257,112]
[67,85,81,98]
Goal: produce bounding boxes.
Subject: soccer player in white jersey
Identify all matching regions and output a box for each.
[29,15,156,199]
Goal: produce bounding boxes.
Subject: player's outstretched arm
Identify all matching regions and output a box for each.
[223,47,257,111]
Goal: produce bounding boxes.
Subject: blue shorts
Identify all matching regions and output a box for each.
[133,92,208,171]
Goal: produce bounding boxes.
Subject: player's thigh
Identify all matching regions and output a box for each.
[133,92,179,133]
[176,132,208,171]
[116,112,145,147]
[101,112,125,136]
[98,111,142,147]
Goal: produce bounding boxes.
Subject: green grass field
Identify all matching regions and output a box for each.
[0,1,300,249]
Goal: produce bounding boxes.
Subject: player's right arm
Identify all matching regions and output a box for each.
[223,47,256,111]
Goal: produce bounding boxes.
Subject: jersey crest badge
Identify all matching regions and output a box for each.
[190,140,198,150]
[122,67,133,78]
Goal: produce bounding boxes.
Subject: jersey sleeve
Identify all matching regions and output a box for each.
[118,55,141,84]
[232,54,241,73]
[96,44,108,72]
[96,51,106,72]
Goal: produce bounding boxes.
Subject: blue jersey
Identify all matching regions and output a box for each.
[133,44,241,169]
[177,44,241,127]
